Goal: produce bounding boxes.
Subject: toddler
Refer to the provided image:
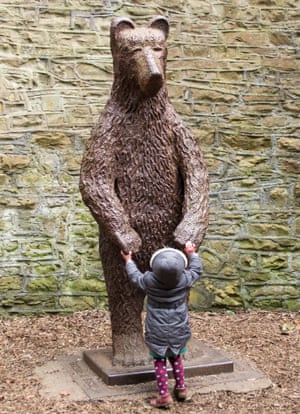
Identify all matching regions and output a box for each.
[121,241,202,408]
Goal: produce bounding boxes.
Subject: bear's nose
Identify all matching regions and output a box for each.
[145,48,161,77]
[137,48,164,97]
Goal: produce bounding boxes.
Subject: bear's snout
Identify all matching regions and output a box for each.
[136,47,164,98]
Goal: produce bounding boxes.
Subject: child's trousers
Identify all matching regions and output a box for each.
[153,354,185,396]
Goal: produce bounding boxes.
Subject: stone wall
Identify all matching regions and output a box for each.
[0,0,299,313]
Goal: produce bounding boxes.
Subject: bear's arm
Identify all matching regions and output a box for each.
[173,118,209,249]
[79,129,142,253]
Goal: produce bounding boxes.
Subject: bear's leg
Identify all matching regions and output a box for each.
[110,288,150,367]
[99,237,150,366]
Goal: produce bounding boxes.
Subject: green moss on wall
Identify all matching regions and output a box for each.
[0,0,299,313]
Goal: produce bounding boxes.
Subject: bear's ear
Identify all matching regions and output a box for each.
[110,17,136,51]
[111,17,135,38]
[148,16,169,40]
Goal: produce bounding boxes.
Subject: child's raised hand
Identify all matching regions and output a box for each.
[121,250,132,262]
[184,241,196,255]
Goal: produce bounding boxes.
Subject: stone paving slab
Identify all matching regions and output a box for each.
[35,342,272,402]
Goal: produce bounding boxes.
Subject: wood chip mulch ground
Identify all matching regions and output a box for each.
[0,309,299,414]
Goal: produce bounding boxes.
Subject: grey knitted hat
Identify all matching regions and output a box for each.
[150,247,188,288]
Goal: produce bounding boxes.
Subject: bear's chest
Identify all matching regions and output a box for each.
[114,115,178,175]
[111,115,181,206]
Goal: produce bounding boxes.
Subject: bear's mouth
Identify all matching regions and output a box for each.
[140,73,164,98]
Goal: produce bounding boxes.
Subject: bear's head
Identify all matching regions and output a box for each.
[110,16,169,98]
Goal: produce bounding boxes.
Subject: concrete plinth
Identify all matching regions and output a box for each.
[35,340,273,401]
[83,340,234,386]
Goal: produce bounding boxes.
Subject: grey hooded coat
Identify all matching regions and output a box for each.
[125,250,202,357]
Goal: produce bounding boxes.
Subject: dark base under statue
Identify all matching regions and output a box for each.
[83,339,234,386]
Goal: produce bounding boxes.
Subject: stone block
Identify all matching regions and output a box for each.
[58,295,97,311]
[247,223,290,237]
[11,114,45,128]
[201,250,222,273]
[0,276,22,292]
[278,137,300,152]
[62,277,106,294]
[220,134,271,150]
[0,154,31,170]
[278,158,300,174]
[250,285,299,299]
[262,57,298,71]
[42,95,63,111]
[261,255,287,270]
[31,132,71,149]
[27,276,59,293]
[285,299,300,311]
[203,279,242,308]
[0,197,36,209]
[0,173,10,185]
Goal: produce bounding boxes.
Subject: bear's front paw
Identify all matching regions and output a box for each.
[173,221,203,249]
[173,224,189,248]
[116,229,142,254]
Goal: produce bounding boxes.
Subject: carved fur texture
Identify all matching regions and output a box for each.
[79,16,209,365]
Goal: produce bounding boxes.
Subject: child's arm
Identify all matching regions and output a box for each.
[120,250,146,291]
[183,241,203,287]
[120,250,133,263]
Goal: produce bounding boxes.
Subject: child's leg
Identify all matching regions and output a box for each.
[169,354,185,390]
[153,357,169,396]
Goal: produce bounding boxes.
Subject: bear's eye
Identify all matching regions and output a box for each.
[120,45,130,54]
[153,46,163,52]
[132,47,142,54]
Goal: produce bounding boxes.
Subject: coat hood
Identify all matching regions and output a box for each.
[150,247,188,288]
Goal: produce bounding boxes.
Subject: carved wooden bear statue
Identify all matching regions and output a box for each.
[79,16,209,366]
